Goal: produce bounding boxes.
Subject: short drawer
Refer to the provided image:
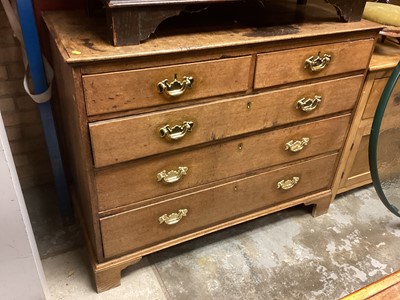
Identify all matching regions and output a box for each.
[82,56,252,116]
[89,75,362,167]
[95,114,350,211]
[254,39,374,89]
[100,153,338,259]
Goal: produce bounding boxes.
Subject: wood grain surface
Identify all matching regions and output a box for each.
[89,75,362,167]
[100,153,338,259]
[95,114,350,212]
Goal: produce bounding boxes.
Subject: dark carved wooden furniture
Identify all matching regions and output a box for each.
[97,0,368,46]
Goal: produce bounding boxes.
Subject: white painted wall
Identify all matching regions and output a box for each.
[0,113,49,300]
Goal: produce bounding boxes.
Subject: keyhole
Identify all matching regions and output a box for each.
[238,143,243,151]
[247,102,252,110]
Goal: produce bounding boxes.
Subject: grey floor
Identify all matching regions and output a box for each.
[41,186,400,300]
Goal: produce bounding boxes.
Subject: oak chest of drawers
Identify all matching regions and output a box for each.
[44,5,381,292]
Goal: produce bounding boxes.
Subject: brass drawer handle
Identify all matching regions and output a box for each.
[296,95,322,112]
[157,74,194,97]
[157,166,188,184]
[159,209,188,225]
[277,177,300,190]
[285,137,310,152]
[304,52,331,72]
[159,121,194,141]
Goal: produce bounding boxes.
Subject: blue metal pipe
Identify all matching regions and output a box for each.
[16,0,73,224]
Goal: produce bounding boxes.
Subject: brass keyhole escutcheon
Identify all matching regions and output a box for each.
[247,102,252,110]
[238,143,243,151]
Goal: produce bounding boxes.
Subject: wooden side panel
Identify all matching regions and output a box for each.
[254,39,374,89]
[89,75,363,167]
[82,56,252,115]
[363,77,388,119]
[50,39,104,261]
[338,120,371,193]
[348,134,370,178]
[95,114,350,211]
[100,153,338,259]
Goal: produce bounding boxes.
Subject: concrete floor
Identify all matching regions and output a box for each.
[24,184,83,258]
[41,186,400,300]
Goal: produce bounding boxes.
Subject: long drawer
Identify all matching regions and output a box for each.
[89,75,362,167]
[95,114,350,211]
[100,153,338,259]
[82,56,252,116]
[254,39,374,89]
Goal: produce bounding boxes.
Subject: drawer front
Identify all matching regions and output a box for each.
[96,114,350,211]
[254,39,374,89]
[100,153,338,259]
[83,56,252,116]
[90,75,362,167]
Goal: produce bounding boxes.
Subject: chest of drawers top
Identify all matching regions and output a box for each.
[43,5,381,67]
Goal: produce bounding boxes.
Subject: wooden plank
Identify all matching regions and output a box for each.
[342,269,400,300]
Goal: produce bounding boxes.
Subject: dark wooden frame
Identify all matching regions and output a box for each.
[101,0,368,46]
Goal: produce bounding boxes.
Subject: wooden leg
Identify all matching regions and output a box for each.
[305,194,331,217]
[312,195,331,217]
[94,267,124,293]
[92,255,142,293]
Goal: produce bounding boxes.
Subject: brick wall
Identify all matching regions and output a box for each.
[0,3,82,258]
[0,5,54,189]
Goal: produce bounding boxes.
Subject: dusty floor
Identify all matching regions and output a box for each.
[42,186,400,300]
